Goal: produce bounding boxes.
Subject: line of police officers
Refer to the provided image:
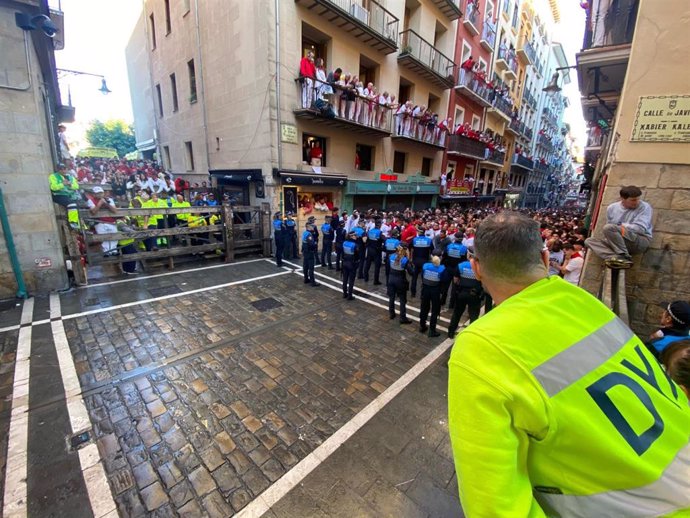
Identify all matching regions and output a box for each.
[273,212,490,338]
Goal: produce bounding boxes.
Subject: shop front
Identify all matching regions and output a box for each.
[210,169,265,206]
[276,169,348,231]
[344,173,440,212]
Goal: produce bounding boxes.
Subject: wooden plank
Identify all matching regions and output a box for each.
[85,224,224,242]
[57,211,87,286]
[80,243,220,265]
[231,223,258,231]
[261,202,271,257]
[223,204,235,262]
[233,239,262,248]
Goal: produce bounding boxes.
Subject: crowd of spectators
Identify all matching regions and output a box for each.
[453,123,507,155]
[299,51,451,145]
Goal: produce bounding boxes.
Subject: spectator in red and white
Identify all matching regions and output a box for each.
[299,51,316,108]
[560,242,584,285]
[86,186,119,255]
[459,55,475,86]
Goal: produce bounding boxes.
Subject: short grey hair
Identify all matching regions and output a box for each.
[474,212,545,281]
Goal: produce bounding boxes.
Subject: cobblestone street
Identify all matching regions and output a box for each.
[0,258,462,517]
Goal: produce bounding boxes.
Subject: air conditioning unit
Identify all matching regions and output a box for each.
[350,3,369,24]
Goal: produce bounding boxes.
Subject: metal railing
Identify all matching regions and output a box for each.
[325,0,399,44]
[464,1,479,28]
[512,154,534,169]
[393,111,447,147]
[583,0,639,50]
[399,29,456,81]
[508,118,523,135]
[480,18,496,49]
[524,126,534,140]
[295,77,393,133]
[538,133,554,151]
[490,95,513,118]
[447,134,486,158]
[496,46,518,75]
[456,69,493,104]
[522,88,537,108]
[484,149,505,166]
[521,40,537,64]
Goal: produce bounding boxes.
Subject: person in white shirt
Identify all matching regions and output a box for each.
[380,218,392,238]
[345,211,360,233]
[548,241,565,276]
[395,102,408,136]
[560,243,584,285]
[462,228,476,248]
[58,124,71,161]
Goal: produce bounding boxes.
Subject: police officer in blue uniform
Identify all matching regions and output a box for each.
[320,215,334,269]
[273,212,285,267]
[341,230,360,300]
[363,219,384,285]
[447,250,484,338]
[384,228,401,284]
[301,223,320,287]
[441,237,467,307]
[353,223,367,280]
[285,212,298,259]
[418,253,447,337]
[387,244,413,324]
[334,219,346,272]
[410,227,433,298]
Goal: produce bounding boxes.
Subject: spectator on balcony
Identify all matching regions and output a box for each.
[354,80,365,123]
[460,55,475,86]
[328,67,342,115]
[377,91,390,129]
[335,72,350,118]
[299,51,316,108]
[345,76,358,120]
[309,141,323,166]
[362,82,376,126]
[585,185,653,269]
[314,58,332,101]
[437,117,451,146]
[395,101,408,136]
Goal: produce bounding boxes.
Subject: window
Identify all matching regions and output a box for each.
[356,144,374,171]
[187,59,197,103]
[163,145,171,170]
[393,151,406,174]
[486,0,495,20]
[170,73,178,112]
[184,141,194,171]
[303,133,327,167]
[478,58,487,72]
[398,77,413,104]
[149,14,156,49]
[471,115,481,131]
[460,40,472,64]
[359,54,379,86]
[164,0,172,34]
[512,4,519,30]
[155,84,163,117]
[421,157,432,177]
[454,106,465,128]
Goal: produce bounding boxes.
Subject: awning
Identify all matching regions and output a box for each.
[278,170,348,187]
[210,169,263,184]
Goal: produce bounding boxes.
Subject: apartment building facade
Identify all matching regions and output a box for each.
[577,0,690,334]
[129,0,460,231]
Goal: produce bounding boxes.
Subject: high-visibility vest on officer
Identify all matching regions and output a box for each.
[448,212,690,518]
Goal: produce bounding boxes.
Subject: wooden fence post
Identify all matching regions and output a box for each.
[223,204,235,262]
[261,202,271,257]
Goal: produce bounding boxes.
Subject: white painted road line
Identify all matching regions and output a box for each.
[63,270,292,320]
[77,257,269,289]
[235,335,456,518]
[50,293,117,518]
[3,297,34,518]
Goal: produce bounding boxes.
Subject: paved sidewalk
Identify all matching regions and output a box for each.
[0,257,462,517]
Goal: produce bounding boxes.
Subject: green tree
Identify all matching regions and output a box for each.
[85,119,136,157]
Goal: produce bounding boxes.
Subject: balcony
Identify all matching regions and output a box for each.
[481,149,506,167]
[391,113,446,149]
[447,134,486,160]
[537,133,554,152]
[576,0,638,98]
[495,47,518,80]
[295,0,399,54]
[487,95,512,122]
[516,39,537,66]
[455,70,492,108]
[524,126,534,140]
[430,0,462,20]
[512,154,534,171]
[534,161,549,174]
[522,88,537,108]
[506,118,522,136]
[480,19,496,52]
[398,30,456,89]
[542,107,559,128]
[293,77,392,136]
[463,1,480,36]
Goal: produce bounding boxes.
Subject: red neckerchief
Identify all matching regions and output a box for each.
[572,252,582,259]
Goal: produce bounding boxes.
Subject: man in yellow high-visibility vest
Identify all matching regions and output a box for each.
[448,211,690,518]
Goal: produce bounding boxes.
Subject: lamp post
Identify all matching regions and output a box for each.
[57,68,112,103]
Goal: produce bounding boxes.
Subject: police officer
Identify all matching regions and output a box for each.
[272,212,285,267]
[285,211,298,259]
[334,218,346,272]
[353,222,367,279]
[301,223,319,286]
[320,215,334,269]
[363,218,384,285]
[447,248,484,338]
[441,236,467,307]
[418,253,447,338]
[383,228,401,284]
[341,229,359,300]
[410,226,433,298]
[387,244,412,324]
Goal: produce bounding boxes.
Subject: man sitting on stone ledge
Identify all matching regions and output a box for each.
[585,185,653,269]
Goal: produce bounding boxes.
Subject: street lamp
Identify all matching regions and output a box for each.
[57,68,112,97]
[542,66,577,94]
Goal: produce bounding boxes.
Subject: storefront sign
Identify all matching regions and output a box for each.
[379,174,398,182]
[280,123,299,144]
[631,95,690,142]
[447,186,471,195]
[279,172,346,187]
[347,180,439,195]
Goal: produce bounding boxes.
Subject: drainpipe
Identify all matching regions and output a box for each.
[0,188,28,299]
[194,0,212,179]
[275,0,283,172]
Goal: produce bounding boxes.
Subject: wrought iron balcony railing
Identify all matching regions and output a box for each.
[398,29,456,88]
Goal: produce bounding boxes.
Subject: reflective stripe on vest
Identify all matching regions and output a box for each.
[536,442,690,518]
[532,317,634,397]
